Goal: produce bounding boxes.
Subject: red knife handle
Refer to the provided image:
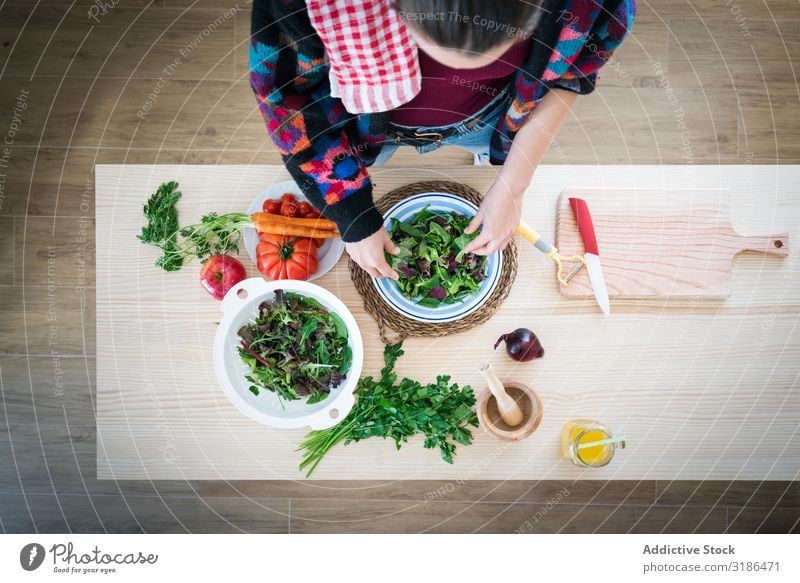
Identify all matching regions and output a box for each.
[569,197,599,255]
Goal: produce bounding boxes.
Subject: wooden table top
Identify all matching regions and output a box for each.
[96,164,799,480]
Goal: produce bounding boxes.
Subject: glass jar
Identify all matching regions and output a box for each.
[561,419,622,468]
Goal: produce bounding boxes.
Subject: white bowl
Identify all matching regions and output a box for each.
[243,180,345,281]
[212,277,362,429]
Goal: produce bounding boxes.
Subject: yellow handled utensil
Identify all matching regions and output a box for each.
[515,221,586,286]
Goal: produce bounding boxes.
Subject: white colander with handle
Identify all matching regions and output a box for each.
[213,277,362,429]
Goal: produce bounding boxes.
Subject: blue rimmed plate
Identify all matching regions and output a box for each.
[372,193,502,323]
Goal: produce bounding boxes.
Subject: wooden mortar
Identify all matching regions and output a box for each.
[477,381,542,442]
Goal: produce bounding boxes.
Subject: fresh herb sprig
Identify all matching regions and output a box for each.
[138,181,183,271]
[238,290,352,404]
[298,343,478,476]
[172,211,251,266]
[138,180,251,271]
[385,207,488,308]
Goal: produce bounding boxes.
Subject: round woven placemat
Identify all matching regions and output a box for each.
[349,180,519,344]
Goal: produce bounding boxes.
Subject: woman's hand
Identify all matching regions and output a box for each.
[345,228,400,279]
[463,177,524,255]
[462,89,576,255]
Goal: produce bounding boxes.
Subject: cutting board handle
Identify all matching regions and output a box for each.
[736,233,790,258]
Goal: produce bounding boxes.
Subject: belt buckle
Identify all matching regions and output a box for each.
[412,131,443,144]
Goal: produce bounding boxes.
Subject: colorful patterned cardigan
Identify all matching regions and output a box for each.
[250,0,636,242]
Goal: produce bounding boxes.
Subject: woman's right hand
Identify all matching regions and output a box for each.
[345,228,400,280]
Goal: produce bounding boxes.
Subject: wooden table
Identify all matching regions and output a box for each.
[96,165,800,480]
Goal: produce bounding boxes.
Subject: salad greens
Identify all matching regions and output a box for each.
[138,180,251,272]
[237,290,352,404]
[385,207,488,308]
[298,342,478,476]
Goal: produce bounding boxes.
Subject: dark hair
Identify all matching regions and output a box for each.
[393,0,545,54]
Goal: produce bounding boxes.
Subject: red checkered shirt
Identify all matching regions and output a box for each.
[306,0,421,113]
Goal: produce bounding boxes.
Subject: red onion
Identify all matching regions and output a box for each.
[494,328,544,362]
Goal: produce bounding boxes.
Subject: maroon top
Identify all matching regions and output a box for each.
[390,39,532,127]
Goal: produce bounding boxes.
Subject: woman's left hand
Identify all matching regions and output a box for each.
[463,177,524,255]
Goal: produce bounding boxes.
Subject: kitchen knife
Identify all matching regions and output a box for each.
[569,197,610,316]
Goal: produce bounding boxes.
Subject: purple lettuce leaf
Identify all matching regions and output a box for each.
[427,286,447,300]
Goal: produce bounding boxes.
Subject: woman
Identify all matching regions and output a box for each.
[250,0,635,279]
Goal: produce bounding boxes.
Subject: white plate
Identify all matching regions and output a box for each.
[244,180,345,281]
[372,193,502,323]
[213,277,363,430]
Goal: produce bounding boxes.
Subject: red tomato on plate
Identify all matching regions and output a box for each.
[280,200,298,217]
[297,201,313,217]
[262,199,281,214]
[256,234,318,280]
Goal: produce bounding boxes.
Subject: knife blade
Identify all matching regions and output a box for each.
[569,197,610,316]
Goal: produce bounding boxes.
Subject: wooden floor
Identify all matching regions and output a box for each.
[0,0,797,533]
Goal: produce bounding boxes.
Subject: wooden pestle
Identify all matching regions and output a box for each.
[479,363,524,427]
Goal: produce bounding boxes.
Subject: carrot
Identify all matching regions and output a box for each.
[254,221,341,239]
[251,212,337,231]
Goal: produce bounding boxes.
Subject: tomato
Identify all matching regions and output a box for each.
[280,200,298,217]
[297,201,313,216]
[313,238,325,248]
[279,193,297,204]
[255,234,318,281]
[306,209,322,219]
[262,199,281,214]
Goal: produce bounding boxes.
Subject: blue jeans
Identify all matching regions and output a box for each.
[372,87,510,165]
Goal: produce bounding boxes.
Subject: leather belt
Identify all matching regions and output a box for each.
[387,108,491,147]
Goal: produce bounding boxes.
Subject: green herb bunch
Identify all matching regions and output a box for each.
[138,180,251,271]
[137,180,183,271]
[298,343,478,476]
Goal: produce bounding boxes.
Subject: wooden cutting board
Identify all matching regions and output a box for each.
[554,189,790,298]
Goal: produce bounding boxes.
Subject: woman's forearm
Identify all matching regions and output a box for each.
[499,88,578,196]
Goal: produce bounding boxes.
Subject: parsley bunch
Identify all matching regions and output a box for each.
[138,180,251,271]
[298,343,478,476]
[137,181,182,271]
